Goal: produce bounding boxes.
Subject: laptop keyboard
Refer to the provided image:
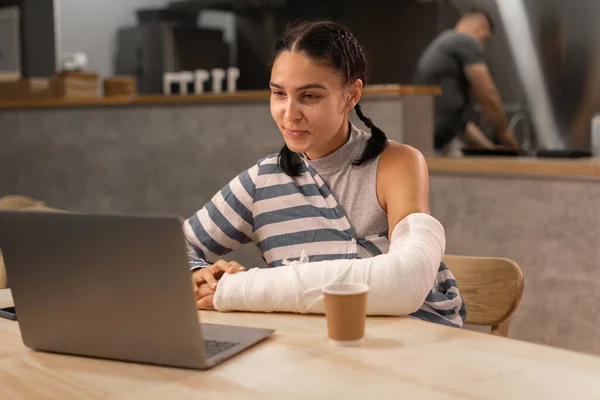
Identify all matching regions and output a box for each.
[204,339,239,358]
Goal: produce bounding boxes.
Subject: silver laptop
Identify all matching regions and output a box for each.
[0,211,274,370]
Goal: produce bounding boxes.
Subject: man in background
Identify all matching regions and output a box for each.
[414,8,519,154]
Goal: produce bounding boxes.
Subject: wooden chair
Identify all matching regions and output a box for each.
[0,195,64,289]
[443,254,524,337]
[0,195,46,210]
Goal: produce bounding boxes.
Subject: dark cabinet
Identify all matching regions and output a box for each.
[114,23,229,94]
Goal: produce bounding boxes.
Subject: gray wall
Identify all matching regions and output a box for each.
[0,96,427,267]
[430,172,600,355]
[0,96,422,215]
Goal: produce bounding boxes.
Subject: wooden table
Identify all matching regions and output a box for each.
[2,289,600,399]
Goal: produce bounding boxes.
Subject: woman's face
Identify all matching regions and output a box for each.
[270,50,360,160]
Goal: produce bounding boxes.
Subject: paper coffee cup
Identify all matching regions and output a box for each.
[323,283,368,346]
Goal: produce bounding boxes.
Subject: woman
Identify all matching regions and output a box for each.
[185,21,465,327]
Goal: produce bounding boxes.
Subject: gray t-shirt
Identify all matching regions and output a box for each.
[414,30,485,148]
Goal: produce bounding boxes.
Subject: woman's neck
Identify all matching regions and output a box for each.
[305,119,350,160]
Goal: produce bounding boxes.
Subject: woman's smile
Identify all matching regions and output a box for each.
[284,128,310,138]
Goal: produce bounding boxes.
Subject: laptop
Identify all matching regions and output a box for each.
[0,211,274,370]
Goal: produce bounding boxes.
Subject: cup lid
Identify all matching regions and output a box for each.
[323,283,369,295]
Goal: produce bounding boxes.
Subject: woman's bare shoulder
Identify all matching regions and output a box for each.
[379,142,428,176]
[376,142,430,222]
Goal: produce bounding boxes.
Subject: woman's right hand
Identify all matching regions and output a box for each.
[192,259,245,309]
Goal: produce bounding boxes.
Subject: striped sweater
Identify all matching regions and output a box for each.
[183,153,466,327]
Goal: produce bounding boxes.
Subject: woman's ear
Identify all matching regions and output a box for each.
[348,79,364,110]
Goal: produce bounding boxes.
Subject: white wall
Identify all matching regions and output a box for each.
[56,0,172,79]
[55,0,236,79]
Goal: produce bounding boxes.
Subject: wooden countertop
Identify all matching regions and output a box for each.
[0,84,440,110]
[427,156,600,179]
[4,289,600,399]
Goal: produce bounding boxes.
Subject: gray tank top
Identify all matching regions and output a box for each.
[306,124,389,238]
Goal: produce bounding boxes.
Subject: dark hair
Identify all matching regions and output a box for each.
[463,7,495,34]
[272,20,388,176]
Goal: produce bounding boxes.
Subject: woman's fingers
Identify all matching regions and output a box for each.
[191,268,205,293]
[202,269,218,289]
[227,260,246,272]
[211,259,239,275]
[196,294,215,310]
[212,259,245,274]
[191,260,246,297]
[197,283,215,300]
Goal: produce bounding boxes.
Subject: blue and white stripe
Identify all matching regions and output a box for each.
[184,154,466,327]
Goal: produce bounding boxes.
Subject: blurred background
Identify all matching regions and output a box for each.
[2,0,599,150]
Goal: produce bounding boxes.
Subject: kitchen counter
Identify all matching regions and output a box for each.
[427,156,600,179]
[0,82,439,213]
[0,84,440,110]
[427,154,600,356]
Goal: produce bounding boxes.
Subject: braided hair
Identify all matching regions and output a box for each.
[272,21,388,176]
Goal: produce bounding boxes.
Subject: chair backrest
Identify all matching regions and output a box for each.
[0,195,64,289]
[443,254,524,336]
[0,195,46,210]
